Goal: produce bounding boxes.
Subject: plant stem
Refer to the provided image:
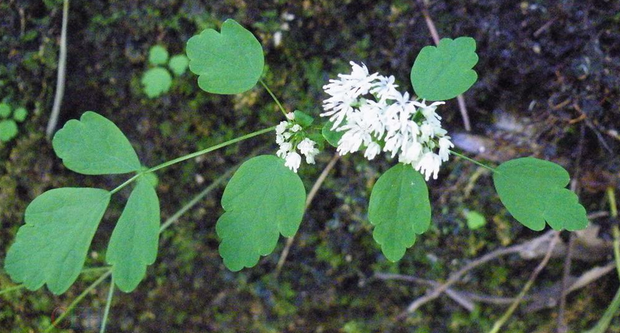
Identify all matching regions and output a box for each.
[109,126,275,195]
[45,270,112,333]
[0,284,25,295]
[450,150,497,173]
[160,166,237,233]
[99,276,115,333]
[259,79,288,117]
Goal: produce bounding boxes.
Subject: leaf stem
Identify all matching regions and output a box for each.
[259,79,288,117]
[44,270,112,332]
[99,276,115,333]
[109,126,275,195]
[450,150,497,173]
[0,284,25,295]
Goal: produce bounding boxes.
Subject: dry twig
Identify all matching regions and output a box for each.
[415,0,472,131]
[274,154,340,277]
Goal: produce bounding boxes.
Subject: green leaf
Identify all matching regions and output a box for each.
[465,210,486,230]
[52,112,141,175]
[186,19,264,95]
[493,157,588,231]
[322,121,344,148]
[294,110,314,128]
[148,45,169,66]
[216,155,306,271]
[141,67,173,98]
[0,103,10,117]
[0,120,18,142]
[106,178,160,292]
[368,164,431,261]
[4,188,110,294]
[168,54,189,76]
[410,37,479,101]
[13,107,27,122]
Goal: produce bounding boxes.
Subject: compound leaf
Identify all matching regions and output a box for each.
[4,188,110,294]
[493,157,588,231]
[216,155,306,271]
[148,45,169,66]
[141,67,173,98]
[52,111,141,175]
[410,37,478,101]
[368,164,431,261]
[106,178,160,292]
[186,19,264,94]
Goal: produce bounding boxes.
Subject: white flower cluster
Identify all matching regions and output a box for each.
[321,62,454,181]
[276,116,319,173]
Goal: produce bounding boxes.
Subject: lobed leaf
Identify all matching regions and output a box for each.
[493,157,588,231]
[186,19,264,95]
[0,120,18,142]
[106,178,160,292]
[148,45,169,66]
[216,155,306,271]
[52,111,141,175]
[168,54,189,76]
[4,188,110,294]
[368,164,431,261]
[0,103,10,117]
[141,67,173,98]
[410,37,478,101]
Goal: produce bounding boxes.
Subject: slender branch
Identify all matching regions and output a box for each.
[99,276,115,333]
[46,0,69,139]
[450,150,497,172]
[44,270,112,332]
[488,232,560,333]
[397,230,555,318]
[159,166,237,233]
[274,154,340,277]
[259,79,288,117]
[0,284,25,295]
[110,126,274,195]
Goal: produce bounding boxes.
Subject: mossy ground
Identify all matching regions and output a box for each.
[1,0,620,332]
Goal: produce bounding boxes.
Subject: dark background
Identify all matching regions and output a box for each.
[1,0,620,331]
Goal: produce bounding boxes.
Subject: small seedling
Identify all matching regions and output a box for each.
[141,45,189,98]
[0,103,28,143]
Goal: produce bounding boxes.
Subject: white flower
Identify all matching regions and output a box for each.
[276,121,288,135]
[298,138,319,164]
[371,75,399,100]
[290,124,302,132]
[277,142,292,158]
[320,61,453,181]
[285,152,302,172]
[438,136,454,162]
[364,142,382,160]
[337,112,374,156]
[415,152,442,181]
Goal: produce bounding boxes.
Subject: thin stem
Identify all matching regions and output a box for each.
[46,0,69,138]
[259,79,288,117]
[0,284,25,295]
[145,126,275,174]
[99,276,115,333]
[450,150,497,173]
[45,270,112,332]
[159,166,237,233]
[0,267,110,296]
[109,126,274,195]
